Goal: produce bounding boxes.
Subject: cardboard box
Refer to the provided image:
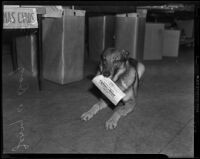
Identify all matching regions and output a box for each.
[42,9,85,84]
[143,23,165,60]
[89,16,115,62]
[163,30,181,57]
[115,13,146,60]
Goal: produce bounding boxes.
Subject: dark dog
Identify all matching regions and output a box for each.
[81,48,145,130]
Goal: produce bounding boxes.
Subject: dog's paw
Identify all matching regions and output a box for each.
[81,110,94,121]
[105,114,120,130]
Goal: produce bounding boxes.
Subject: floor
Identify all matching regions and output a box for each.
[2,45,194,157]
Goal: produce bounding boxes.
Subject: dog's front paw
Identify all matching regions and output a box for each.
[81,110,94,121]
[105,114,120,130]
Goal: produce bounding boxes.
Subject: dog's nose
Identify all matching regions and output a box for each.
[103,71,110,77]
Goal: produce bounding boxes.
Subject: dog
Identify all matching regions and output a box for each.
[81,48,145,130]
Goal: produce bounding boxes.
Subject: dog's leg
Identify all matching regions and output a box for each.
[105,89,136,130]
[105,100,136,130]
[81,98,108,121]
[137,62,145,80]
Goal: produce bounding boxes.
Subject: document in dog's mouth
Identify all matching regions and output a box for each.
[92,75,126,105]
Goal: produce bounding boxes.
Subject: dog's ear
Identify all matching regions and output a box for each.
[121,49,129,61]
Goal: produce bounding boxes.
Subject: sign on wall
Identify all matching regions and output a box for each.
[3,7,38,29]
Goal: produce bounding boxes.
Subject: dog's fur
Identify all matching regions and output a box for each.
[81,48,145,130]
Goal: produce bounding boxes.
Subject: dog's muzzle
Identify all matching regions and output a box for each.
[102,71,111,77]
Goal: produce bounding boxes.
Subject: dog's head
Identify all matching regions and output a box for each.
[99,48,129,79]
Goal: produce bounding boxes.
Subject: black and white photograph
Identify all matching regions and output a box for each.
[2,1,199,158]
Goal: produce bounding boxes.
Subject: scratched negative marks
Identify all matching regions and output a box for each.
[8,120,29,151]
[8,67,29,152]
[17,67,29,96]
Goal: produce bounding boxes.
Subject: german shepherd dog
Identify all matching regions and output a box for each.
[81,48,145,130]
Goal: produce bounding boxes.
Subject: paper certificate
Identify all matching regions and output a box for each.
[92,75,126,105]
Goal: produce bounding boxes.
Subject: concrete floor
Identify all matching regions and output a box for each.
[2,45,194,157]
